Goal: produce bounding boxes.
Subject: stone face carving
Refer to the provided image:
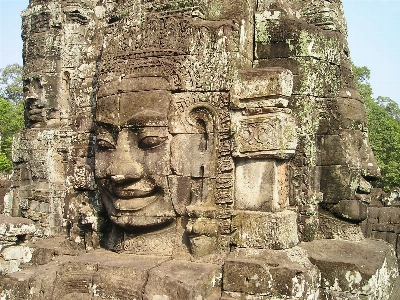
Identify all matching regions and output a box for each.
[1,0,398,299]
[95,77,176,229]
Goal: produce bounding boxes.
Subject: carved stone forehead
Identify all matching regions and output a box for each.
[96,77,171,127]
[97,76,171,98]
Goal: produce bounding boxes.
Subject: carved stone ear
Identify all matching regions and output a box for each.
[169,99,217,135]
[169,95,219,208]
[170,103,217,178]
[187,105,216,134]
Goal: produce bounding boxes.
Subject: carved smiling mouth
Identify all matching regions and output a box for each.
[99,178,161,211]
[110,178,155,198]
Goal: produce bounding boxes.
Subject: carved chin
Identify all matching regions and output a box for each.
[110,215,175,229]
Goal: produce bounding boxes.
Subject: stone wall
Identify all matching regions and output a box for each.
[10,0,101,240]
[0,215,36,275]
[0,175,11,214]
[9,0,383,252]
[362,188,400,269]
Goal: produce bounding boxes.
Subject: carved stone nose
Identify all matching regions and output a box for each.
[360,138,381,180]
[357,177,372,194]
[25,96,43,108]
[110,175,127,183]
[107,157,144,181]
[107,130,144,181]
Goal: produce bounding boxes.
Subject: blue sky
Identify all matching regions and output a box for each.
[342,0,400,105]
[0,0,399,105]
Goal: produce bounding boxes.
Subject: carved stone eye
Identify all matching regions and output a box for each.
[138,136,167,149]
[97,139,115,150]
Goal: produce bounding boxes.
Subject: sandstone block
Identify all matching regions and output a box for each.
[299,239,399,297]
[0,268,30,298]
[0,258,20,275]
[144,260,222,300]
[0,215,36,237]
[331,200,368,221]
[379,207,393,224]
[390,208,400,223]
[317,210,364,240]
[230,68,293,109]
[231,112,297,159]
[320,165,358,203]
[93,252,168,299]
[316,135,348,166]
[372,223,395,233]
[255,17,345,65]
[368,207,380,219]
[1,246,32,263]
[234,159,288,212]
[21,261,61,300]
[223,247,320,298]
[232,210,299,249]
[371,231,398,250]
[52,258,98,297]
[171,133,217,177]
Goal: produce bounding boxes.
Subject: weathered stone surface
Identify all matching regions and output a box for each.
[0,177,11,214]
[231,112,297,159]
[230,68,293,109]
[144,260,222,300]
[232,210,299,249]
[299,239,399,298]
[27,236,85,265]
[331,200,368,221]
[223,247,320,298]
[92,254,168,299]
[316,210,365,241]
[234,159,288,212]
[52,250,170,299]
[0,259,20,275]
[2,0,397,299]
[0,250,222,299]
[1,246,32,263]
[0,214,36,237]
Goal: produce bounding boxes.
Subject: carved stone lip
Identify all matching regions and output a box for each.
[107,178,156,198]
[111,186,154,199]
[113,196,159,211]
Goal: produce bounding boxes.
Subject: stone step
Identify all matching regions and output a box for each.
[0,250,223,300]
[299,239,399,299]
[223,246,320,299]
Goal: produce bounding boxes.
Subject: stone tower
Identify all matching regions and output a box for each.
[0,1,398,299]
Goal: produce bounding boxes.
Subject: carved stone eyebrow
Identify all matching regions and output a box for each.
[124,110,168,127]
[95,122,119,137]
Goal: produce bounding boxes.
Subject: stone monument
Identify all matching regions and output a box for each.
[0,0,398,299]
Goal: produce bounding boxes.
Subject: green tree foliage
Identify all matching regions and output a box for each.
[0,63,23,105]
[0,64,24,173]
[353,64,400,190]
[376,96,400,125]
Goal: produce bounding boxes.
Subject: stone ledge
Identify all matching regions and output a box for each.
[299,239,399,298]
[223,246,320,298]
[1,249,222,300]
